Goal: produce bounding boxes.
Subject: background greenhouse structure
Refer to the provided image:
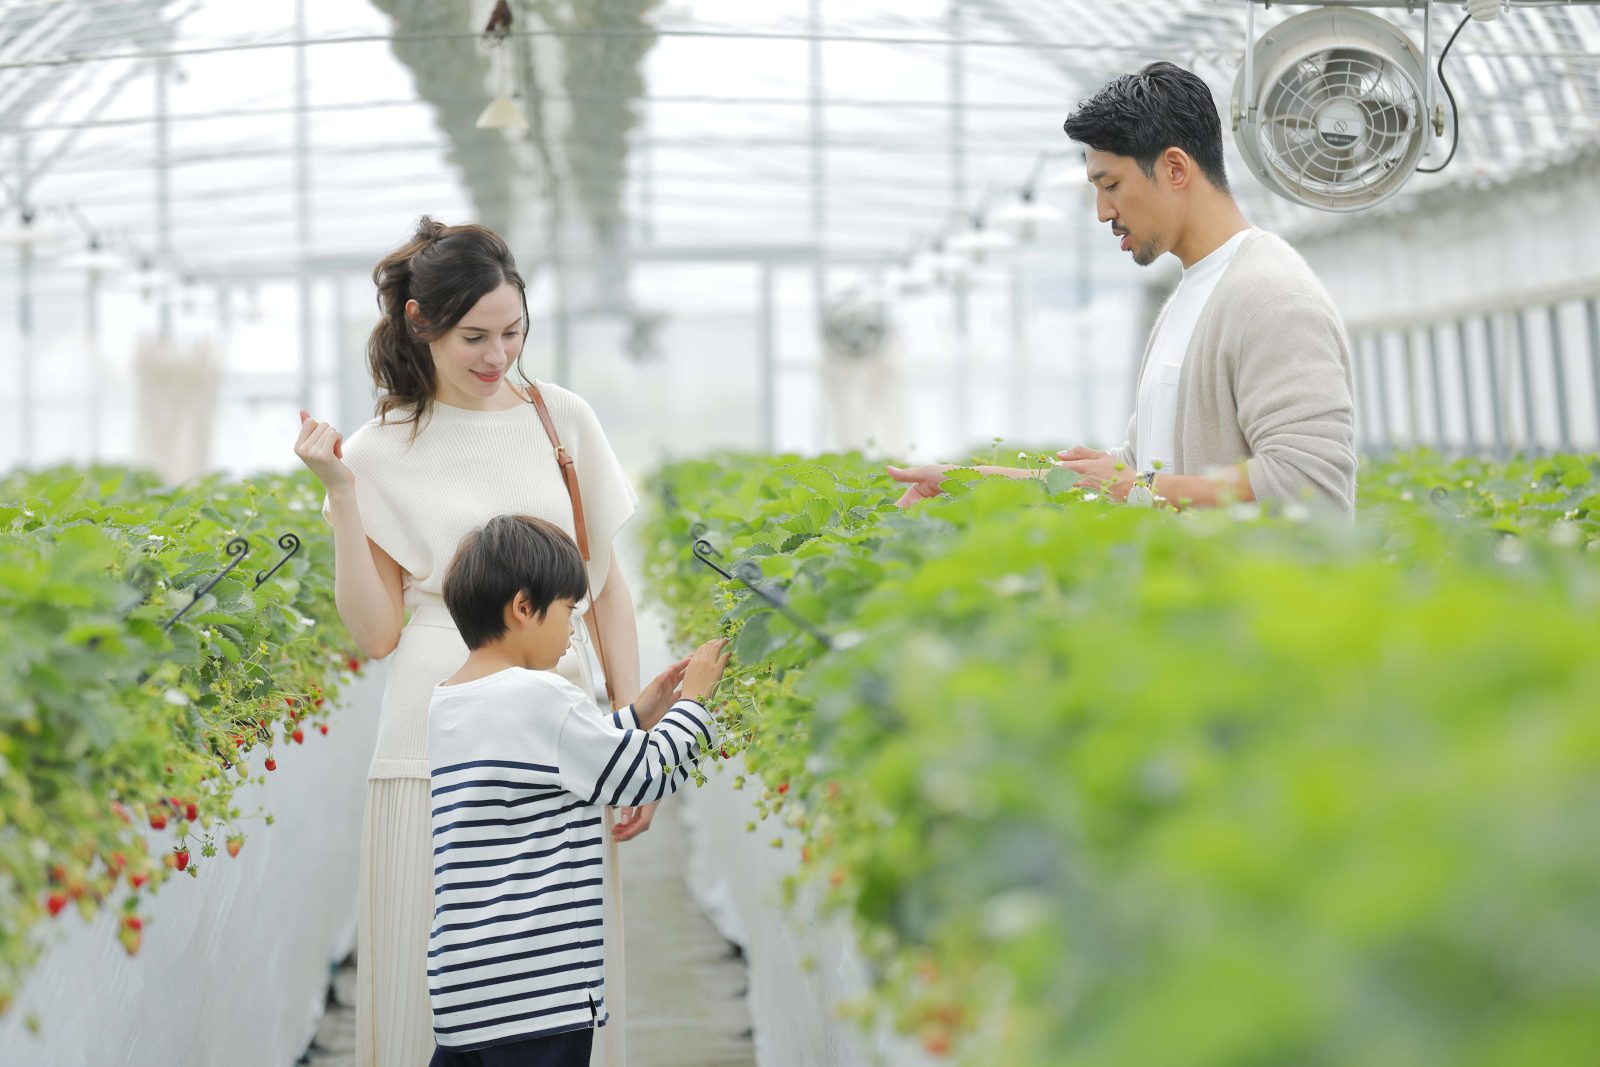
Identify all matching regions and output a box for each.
[3,1,1600,1065]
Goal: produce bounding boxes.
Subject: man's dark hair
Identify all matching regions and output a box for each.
[443,515,589,650]
[1062,61,1230,193]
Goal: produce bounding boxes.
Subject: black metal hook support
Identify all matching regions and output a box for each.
[163,537,249,632]
[1430,487,1463,524]
[690,534,833,651]
[254,532,302,588]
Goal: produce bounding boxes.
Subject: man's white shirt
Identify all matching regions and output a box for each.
[1133,227,1257,475]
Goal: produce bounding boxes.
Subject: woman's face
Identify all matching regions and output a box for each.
[413,280,526,408]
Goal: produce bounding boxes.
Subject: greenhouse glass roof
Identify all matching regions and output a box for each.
[2,0,1600,288]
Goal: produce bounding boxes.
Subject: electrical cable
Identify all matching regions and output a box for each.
[1419,13,1476,174]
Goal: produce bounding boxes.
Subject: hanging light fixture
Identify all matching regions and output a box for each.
[0,212,64,247]
[60,240,126,272]
[947,216,1016,261]
[476,0,526,131]
[991,189,1065,243]
[477,91,527,131]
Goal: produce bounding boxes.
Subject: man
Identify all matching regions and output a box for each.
[889,61,1357,512]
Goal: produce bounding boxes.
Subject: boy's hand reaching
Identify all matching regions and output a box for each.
[632,655,690,730]
[681,638,731,703]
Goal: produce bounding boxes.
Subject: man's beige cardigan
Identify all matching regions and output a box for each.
[1108,230,1358,512]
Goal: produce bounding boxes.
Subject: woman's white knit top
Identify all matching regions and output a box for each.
[329,381,638,776]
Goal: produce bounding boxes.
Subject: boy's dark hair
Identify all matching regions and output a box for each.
[1062,61,1230,193]
[443,515,589,650]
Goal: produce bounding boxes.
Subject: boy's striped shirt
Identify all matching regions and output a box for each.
[427,668,715,1051]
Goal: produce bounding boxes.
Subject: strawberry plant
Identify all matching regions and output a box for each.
[643,450,1600,1066]
[0,465,360,1007]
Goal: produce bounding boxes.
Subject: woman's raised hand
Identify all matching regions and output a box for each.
[294,410,354,491]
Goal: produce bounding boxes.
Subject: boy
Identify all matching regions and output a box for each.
[427,514,730,1065]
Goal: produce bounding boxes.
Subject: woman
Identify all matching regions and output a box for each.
[294,217,651,1066]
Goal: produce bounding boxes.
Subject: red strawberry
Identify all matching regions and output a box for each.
[292,728,305,745]
[129,872,149,890]
[315,698,325,708]
[46,893,68,917]
[720,747,731,760]
[777,782,790,796]
[148,811,168,831]
[184,802,197,822]
[173,849,189,872]
[347,656,362,673]
[122,915,144,932]
[226,837,243,859]
[109,852,127,872]
[233,734,244,749]
[264,756,277,771]
[318,724,329,736]
[284,696,295,707]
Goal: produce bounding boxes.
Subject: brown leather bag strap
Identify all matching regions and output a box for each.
[528,386,590,560]
[527,384,614,706]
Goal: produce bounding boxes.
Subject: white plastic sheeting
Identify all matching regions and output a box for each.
[0,666,384,1067]
[678,761,955,1067]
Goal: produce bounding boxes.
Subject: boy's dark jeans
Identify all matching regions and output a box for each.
[428,1026,594,1067]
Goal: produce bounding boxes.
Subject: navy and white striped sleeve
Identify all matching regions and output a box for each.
[609,704,641,731]
[556,698,717,808]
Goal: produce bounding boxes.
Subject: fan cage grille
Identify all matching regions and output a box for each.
[1256,46,1427,209]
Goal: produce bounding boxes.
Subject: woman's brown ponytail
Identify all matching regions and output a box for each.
[365,215,528,430]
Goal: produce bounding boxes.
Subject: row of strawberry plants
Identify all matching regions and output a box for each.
[642,450,1600,1066]
[0,466,362,1016]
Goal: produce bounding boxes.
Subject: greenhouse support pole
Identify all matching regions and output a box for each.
[1076,188,1094,445]
[808,0,826,450]
[155,51,172,339]
[1426,324,1446,453]
[1586,298,1600,448]
[1546,305,1571,452]
[16,133,33,466]
[1482,314,1508,459]
[760,259,776,452]
[1402,328,1420,446]
[295,0,314,413]
[1009,258,1026,430]
[1370,335,1393,455]
[948,0,970,446]
[1514,308,1537,453]
[1455,319,1478,455]
[87,264,103,460]
[553,266,571,385]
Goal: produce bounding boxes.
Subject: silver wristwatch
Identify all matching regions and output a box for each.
[1127,469,1158,508]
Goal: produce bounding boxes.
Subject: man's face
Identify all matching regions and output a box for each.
[1085,148,1168,267]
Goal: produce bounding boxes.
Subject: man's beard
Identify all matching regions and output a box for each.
[1132,235,1162,267]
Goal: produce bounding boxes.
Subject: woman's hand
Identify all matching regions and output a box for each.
[294,410,354,492]
[613,802,657,842]
[886,463,957,508]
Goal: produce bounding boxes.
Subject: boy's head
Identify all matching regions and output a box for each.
[1062,61,1232,267]
[443,515,589,667]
